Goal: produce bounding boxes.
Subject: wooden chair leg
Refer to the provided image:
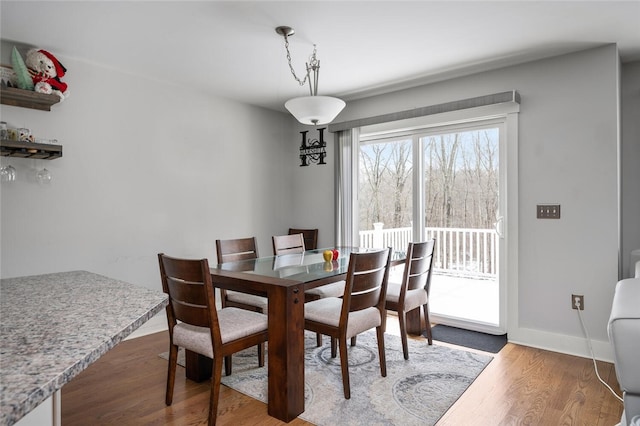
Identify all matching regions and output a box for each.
[258,342,265,367]
[209,354,224,426]
[398,310,409,360]
[316,333,322,347]
[224,355,232,376]
[331,337,337,358]
[350,336,357,346]
[339,337,351,399]
[165,344,178,405]
[423,303,433,345]
[376,326,387,377]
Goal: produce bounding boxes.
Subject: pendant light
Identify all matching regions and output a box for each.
[276,26,345,126]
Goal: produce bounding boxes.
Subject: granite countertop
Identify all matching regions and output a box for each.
[0,270,168,425]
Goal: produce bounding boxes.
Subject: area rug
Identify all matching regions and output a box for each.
[161,331,492,425]
[429,325,507,353]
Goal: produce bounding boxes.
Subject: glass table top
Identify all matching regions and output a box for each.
[216,247,405,283]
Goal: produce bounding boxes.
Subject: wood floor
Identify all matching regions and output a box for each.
[61,317,623,425]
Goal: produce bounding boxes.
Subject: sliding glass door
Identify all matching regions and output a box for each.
[358,118,507,334]
[420,123,502,332]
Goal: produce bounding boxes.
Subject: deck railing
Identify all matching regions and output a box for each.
[359,224,498,278]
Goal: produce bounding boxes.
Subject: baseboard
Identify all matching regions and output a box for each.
[508,326,614,363]
[125,311,168,340]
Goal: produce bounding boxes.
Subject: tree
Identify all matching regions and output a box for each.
[359,128,498,231]
[360,143,391,228]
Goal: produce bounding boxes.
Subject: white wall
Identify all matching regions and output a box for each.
[621,61,640,278]
[295,45,625,359]
[0,55,295,293]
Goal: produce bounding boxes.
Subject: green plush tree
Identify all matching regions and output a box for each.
[11,47,34,91]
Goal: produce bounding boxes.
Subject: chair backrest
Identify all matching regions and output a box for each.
[273,233,306,255]
[288,228,318,250]
[402,239,436,295]
[216,237,259,264]
[342,248,391,317]
[158,253,221,344]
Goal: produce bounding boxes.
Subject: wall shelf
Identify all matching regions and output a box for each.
[0,86,60,111]
[1,139,62,159]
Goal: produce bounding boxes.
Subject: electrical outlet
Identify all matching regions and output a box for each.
[537,204,561,219]
[572,294,584,310]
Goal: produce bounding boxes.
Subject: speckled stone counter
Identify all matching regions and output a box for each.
[0,270,168,425]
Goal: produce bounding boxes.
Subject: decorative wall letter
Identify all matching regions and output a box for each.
[299,127,327,166]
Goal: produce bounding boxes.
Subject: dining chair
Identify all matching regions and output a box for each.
[288,228,318,250]
[272,233,306,255]
[215,237,268,313]
[304,247,392,399]
[272,233,345,301]
[385,239,436,359]
[273,233,346,347]
[158,253,268,426]
[215,237,268,372]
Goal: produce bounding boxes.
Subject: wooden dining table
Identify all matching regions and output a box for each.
[201,247,405,423]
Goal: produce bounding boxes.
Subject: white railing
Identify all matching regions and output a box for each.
[359,224,498,278]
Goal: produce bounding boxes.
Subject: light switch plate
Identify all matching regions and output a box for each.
[537,204,561,219]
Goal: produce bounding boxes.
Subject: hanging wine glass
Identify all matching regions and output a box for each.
[1,165,16,182]
[36,167,52,184]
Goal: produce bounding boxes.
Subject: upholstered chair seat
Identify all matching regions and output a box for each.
[173,308,269,357]
[224,291,269,312]
[305,297,382,338]
[305,280,346,299]
[385,283,428,312]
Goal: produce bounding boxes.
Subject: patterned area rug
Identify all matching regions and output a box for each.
[161,331,492,425]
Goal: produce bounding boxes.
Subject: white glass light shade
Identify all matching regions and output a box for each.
[285,95,346,125]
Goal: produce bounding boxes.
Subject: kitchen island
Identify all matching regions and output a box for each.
[0,270,168,425]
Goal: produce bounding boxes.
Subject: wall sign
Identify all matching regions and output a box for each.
[299,127,326,166]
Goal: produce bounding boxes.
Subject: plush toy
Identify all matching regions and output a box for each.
[25,48,68,100]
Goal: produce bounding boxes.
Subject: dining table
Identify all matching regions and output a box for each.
[203,247,405,423]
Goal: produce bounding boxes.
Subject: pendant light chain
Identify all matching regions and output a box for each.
[283,34,318,94]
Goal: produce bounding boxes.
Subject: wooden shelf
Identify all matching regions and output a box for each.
[0,86,60,111]
[1,139,62,159]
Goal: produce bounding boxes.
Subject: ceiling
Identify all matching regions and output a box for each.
[1,1,639,113]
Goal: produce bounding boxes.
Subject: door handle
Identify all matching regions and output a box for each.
[494,216,504,238]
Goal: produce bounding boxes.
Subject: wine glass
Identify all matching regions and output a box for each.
[36,167,52,184]
[1,165,16,182]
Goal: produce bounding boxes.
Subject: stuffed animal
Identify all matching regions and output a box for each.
[25,48,68,100]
